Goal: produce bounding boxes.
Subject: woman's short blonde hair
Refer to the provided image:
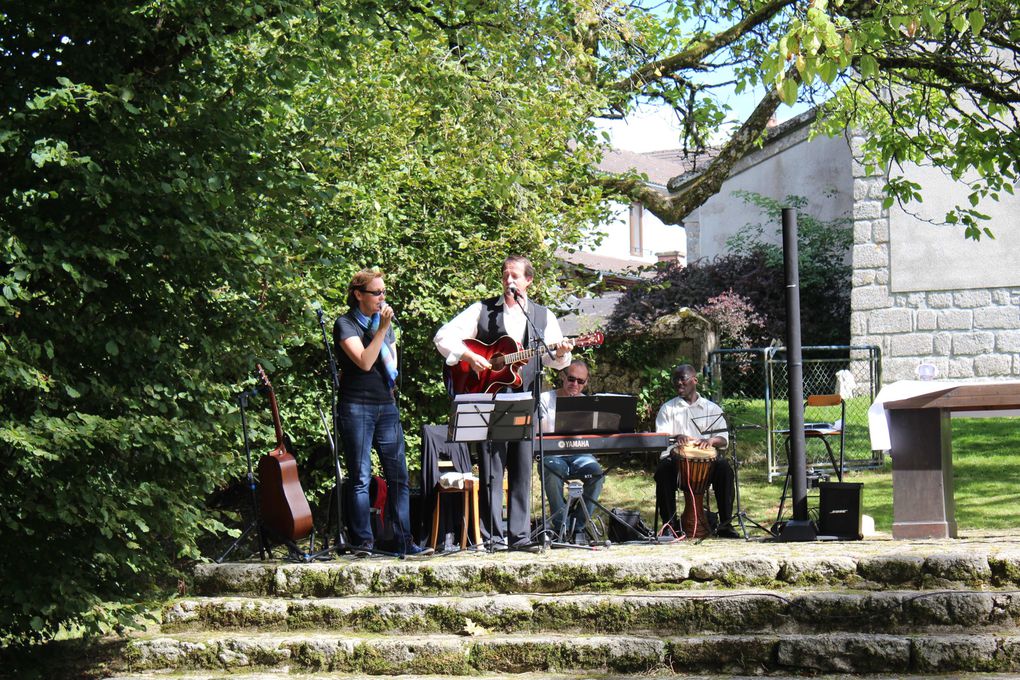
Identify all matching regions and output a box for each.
[347,268,384,308]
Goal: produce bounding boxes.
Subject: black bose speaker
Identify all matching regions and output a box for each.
[818,482,863,540]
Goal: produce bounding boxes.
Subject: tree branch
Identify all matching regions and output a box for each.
[876,53,1020,104]
[609,0,795,93]
[600,78,789,224]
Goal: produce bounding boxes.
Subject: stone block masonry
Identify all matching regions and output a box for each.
[849,172,1020,383]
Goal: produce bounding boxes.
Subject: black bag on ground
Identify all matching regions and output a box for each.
[607,508,651,542]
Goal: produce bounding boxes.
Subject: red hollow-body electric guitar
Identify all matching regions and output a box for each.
[255,365,314,543]
[445,332,604,395]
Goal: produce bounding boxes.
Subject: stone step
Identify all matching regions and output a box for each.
[163,589,1020,636]
[195,542,1020,597]
[107,676,656,680]
[122,630,1020,675]
[103,673,1020,680]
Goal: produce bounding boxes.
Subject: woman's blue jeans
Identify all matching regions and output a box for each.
[339,400,411,549]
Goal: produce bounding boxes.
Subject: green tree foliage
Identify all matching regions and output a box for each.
[0,0,606,644]
[725,190,853,342]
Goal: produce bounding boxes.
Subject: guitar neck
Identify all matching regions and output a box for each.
[257,363,286,451]
[267,390,286,450]
[502,342,564,367]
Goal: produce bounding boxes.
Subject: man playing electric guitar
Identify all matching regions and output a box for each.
[434,255,573,551]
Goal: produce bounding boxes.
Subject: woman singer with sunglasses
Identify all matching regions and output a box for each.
[334,268,431,557]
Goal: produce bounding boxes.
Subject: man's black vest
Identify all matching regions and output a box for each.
[476,295,549,392]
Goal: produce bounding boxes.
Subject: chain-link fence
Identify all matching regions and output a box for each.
[706,346,883,482]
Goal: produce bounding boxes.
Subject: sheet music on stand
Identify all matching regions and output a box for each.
[449,393,534,443]
[692,412,728,437]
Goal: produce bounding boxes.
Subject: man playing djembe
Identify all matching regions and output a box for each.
[654,364,739,538]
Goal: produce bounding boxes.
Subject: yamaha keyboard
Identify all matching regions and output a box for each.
[539,432,672,454]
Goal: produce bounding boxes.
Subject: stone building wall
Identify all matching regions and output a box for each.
[849,134,1020,384]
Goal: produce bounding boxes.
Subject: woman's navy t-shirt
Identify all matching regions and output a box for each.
[333,310,397,404]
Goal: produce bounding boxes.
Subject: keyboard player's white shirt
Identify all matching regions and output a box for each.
[539,389,558,434]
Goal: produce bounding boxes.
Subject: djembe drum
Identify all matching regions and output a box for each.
[674,445,718,539]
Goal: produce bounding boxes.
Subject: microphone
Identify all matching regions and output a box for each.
[507,281,521,300]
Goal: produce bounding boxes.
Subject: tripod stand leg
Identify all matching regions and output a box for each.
[775,469,792,526]
[711,431,777,540]
[572,493,601,544]
[217,522,258,563]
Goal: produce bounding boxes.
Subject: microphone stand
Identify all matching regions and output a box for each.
[514,291,551,551]
[700,424,776,540]
[513,291,595,552]
[310,307,399,560]
[309,308,350,560]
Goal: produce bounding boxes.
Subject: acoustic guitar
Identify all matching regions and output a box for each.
[445,331,604,395]
[255,364,314,543]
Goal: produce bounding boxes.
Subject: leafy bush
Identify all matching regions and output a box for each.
[609,191,851,348]
[694,290,766,348]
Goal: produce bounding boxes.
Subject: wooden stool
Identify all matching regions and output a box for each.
[429,478,482,551]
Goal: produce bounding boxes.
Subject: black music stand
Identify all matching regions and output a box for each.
[708,425,775,540]
[449,393,534,551]
[449,393,534,442]
[553,395,638,434]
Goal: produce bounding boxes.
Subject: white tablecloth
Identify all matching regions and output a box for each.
[868,379,1020,452]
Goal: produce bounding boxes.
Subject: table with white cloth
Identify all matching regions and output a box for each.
[868,380,1020,539]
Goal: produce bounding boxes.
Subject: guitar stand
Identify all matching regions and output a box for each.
[259,525,316,562]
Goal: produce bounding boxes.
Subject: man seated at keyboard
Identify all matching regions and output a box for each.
[539,359,604,537]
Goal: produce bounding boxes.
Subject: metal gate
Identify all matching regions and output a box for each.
[706,345,883,482]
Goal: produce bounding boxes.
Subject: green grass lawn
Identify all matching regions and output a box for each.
[591,417,1020,534]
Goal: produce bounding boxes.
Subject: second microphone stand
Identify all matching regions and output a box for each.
[309,308,350,560]
[514,292,595,552]
[710,424,775,540]
[311,308,401,559]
